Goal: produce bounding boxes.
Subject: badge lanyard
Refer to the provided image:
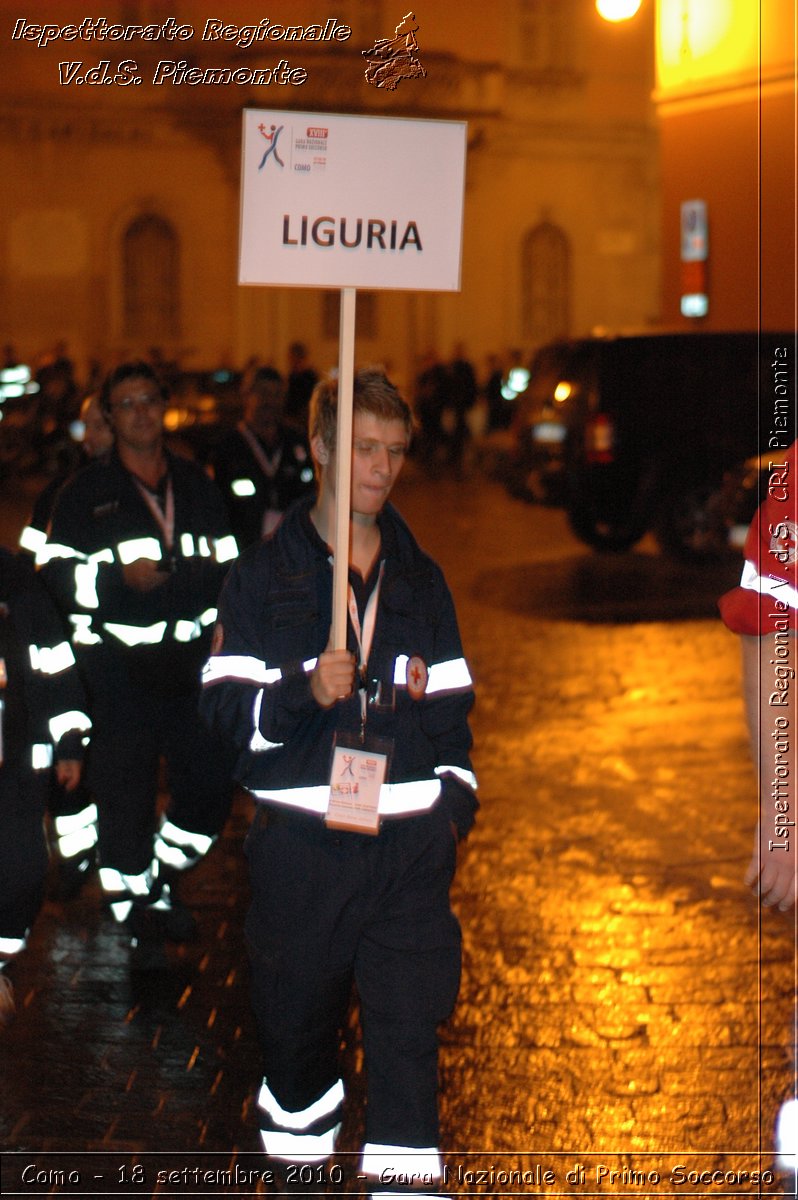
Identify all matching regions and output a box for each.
[347,561,384,736]
[238,421,283,480]
[134,475,175,552]
[326,562,390,834]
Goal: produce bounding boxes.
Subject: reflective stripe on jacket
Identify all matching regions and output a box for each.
[200,498,477,829]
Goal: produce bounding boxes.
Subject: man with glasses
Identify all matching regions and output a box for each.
[40,361,238,966]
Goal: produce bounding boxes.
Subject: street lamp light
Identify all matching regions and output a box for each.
[596,0,643,20]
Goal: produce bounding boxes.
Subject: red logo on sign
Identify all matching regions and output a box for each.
[307,127,328,138]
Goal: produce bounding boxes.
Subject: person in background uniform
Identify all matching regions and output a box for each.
[0,548,90,1022]
[18,394,113,900]
[211,367,315,550]
[200,369,477,1194]
[718,438,797,1173]
[283,342,319,435]
[445,344,478,477]
[39,362,238,967]
[19,393,114,562]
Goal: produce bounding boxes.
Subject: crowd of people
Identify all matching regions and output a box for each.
[1,340,518,492]
[0,350,479,1195]
[0,339,794,1184]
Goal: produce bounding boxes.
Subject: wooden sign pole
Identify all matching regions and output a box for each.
[331,286,357,650]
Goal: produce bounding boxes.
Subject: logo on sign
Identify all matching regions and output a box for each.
[258,123,285,170]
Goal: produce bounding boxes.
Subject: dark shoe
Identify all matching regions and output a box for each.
[127,907,168,972]
[51,850,96,902]
[150,882,197,943]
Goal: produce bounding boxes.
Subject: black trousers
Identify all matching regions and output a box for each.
[86,655,234,877]
[0,765,49,942]
[245,802,462,1151]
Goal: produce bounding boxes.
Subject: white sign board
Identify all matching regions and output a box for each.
[239,109,466,292]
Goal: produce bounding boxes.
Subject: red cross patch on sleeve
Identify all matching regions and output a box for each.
[406,655,428,700]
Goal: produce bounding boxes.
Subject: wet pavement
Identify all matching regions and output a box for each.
[0,465,795,1197]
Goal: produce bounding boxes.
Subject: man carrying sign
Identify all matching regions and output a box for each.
[201,368,477,1189]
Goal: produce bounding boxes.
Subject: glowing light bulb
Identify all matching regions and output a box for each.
[596,0,643,21]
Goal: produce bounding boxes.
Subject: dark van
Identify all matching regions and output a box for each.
[520,331,793,557]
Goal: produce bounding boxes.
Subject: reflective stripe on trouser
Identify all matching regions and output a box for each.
[153,816,215,872]
[99,863,156,923]
[257,1078,344,1162]
[54,803,98,860]
[246,807,462,1155]
[361,1144,443,1195]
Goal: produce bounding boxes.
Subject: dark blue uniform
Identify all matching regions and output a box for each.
[40,449,238,924]
[0,551,90,964]
[201,497,477,1183]
[211,421,315,549]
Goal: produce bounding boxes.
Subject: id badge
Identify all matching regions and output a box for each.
[326,731,393,835]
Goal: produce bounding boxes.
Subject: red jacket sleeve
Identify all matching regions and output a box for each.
[718,442,798,635]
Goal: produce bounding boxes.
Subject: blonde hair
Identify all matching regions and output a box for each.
[309,368,413,451]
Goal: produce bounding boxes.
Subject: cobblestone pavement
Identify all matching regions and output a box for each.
[0,466,795,1198]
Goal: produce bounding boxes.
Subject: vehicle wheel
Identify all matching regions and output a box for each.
[655,484,731,561]
[567,502,649,552]
[566,463,654,552]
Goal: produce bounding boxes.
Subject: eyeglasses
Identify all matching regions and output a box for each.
[110,395,164,413]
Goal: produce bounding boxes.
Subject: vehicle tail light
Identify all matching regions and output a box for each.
[585,413,615,464]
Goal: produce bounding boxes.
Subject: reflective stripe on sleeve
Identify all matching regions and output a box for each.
[74,548,115,610]
[393,655,473,695]
[214,534,239,563]
[180,533,195,557]
[29,640,76,675]
[232,478,256,497]
[117,537,162,565]
[175,620,202,643]
[49,709,92,744]
[0,935,27,958]
[32,743,53,770]
[202,655,282,687]
[360,1144,442,1183]
[35,541,80,566]
[171,609,219,644]
[740,558,798,610]
[250,690,285,752]
[70,614,103,646]
[250,778,442,817]
[19,525,47,555]
[435,764,478,791]
[103,620,168,646]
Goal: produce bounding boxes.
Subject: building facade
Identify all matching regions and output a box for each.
[1,0,660,390]
[654,0,796,332]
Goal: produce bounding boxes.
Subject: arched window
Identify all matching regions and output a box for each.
[521,222,570,348]
[122,215,179,341]
[517,0,576,71]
